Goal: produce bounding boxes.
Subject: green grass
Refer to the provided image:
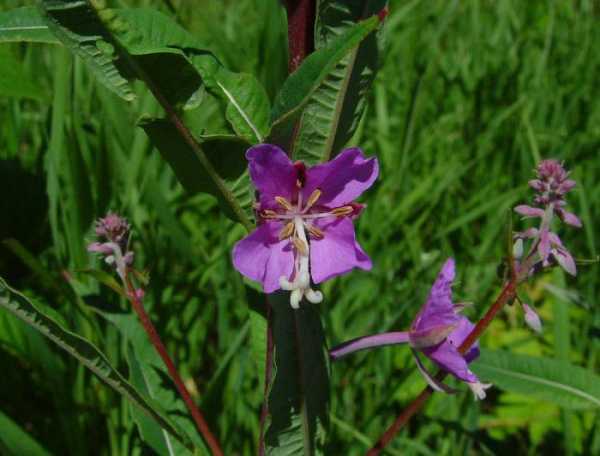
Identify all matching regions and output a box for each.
[0,0,599,454]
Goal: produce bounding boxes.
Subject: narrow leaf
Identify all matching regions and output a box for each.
[291,0,386,162]
[0,277,196,452]
[265,294,330,455]
[269,16,379,160]
[471,349,600,410]
[0,6,59,44]
[0,410,51,456]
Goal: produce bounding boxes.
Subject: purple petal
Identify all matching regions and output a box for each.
[329,332,409,360]
[422,340,478,383]
[556,208,582,228]
[412,349,458,394]
[446,317,480,363]
[411,259,459,333]
[246,144,297,208]
[514,205,545,218]
[302,148,379,208]
[558,179,576,194]
[538,228,551,264]
[522,303,542,333]
[409,323,457,349]
[309,217,372,284]
[87,242,114,255]
[528,179,544,192]
[232,221,294,293]
[553,246,577,276]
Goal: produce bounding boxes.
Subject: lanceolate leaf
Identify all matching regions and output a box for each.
[293,0,386,162]
[265,294,330,455]
[471,349,600,410]
[140,119,254,223]
[269,16,379,162]
[0,6,59,44]
[86,304,204,456]
[0,277,196,452]
[0,410,52,456]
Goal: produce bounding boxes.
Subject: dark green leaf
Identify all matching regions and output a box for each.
[0,276,196,452]
[265,294,330,455]
[140,119,254,223]
[269,16,379,161]
[0,6,59,44]
[471,349,600,410]
[291,0,386,162]
[0,410,52,456]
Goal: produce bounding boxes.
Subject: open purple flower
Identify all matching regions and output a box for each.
[232,144,378,308]
[330,259,491,400]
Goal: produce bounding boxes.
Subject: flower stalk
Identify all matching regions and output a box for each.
[89,214,223,456]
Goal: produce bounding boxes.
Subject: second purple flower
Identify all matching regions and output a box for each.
[232,144,379,308]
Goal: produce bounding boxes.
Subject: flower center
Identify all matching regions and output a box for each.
[259,188,354,308]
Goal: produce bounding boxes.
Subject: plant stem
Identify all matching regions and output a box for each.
[258,298,274,456]
[284,0,316,72]
[124,274,224,456]
[367,278,518,455]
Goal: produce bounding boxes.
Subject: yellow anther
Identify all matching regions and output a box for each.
[262,209,278,219]
[304,189,322,211]
[307,224,324,239]
[292,237,308,256]
[275,196,293,211]
[330,205,354,217]
[278,222,295,240]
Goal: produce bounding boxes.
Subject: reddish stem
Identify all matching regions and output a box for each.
[367,279,518,455]
[258,299,274,456]
[124,274,224,456]
[284,0,316,72]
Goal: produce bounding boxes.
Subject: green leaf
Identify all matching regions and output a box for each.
[0,409,52,456]
[265,294,330,455]
[0,6,59,44]
[140,119,254,224]
[0,276,196,453]
[0,48,46,100]
[471,349,600,410]
[86,304,203,456]
[291,0,385,162]
[269,16,379,162]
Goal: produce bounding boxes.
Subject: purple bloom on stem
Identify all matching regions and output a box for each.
[514,160,581,277]
[522,303,542,333]
[88,213,134,280]
[330,259,491,400]
[232,144,378,308]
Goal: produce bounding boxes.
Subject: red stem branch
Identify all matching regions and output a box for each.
[367,279,518,455]
[124,274,224,456]
[284,0,316,72]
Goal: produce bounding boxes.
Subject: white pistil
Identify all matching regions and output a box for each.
[468,381,493,400]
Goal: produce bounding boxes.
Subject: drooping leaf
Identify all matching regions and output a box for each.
[0,48,47,100]
[291,0,386,162]
[471,349,600,410]
[0,410,52,456]
[265,294,330,455]
[0,6,59,44]
[85,302,204,456]
[0,277,196,453]
[140,119,254,224]
[269,16,380,161]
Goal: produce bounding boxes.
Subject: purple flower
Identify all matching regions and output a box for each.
[232,145,378,308]
[522,302,542,333]
[514,160,581,276]
[330,259,491,400]
[88,213,134,280]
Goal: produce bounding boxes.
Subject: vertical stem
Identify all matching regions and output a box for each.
[284,0,316,72]
[123,274,224,456]
[258,299,274,456]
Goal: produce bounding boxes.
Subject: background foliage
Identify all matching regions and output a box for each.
[0,0,598,454]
